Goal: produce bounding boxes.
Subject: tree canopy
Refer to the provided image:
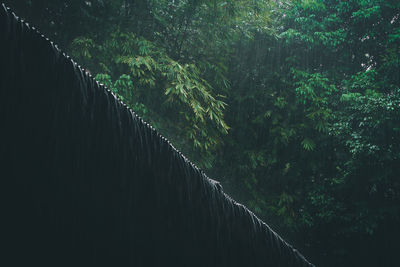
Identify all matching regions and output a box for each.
[4,0,400,266]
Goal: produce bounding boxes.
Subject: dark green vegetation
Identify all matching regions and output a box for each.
[5,0,399,266]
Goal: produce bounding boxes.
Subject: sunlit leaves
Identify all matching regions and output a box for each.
[292,69,337,103]
[71,37,95,59]
[351,3,381,20]
[72,27,229,167]
[95,73,136,105]
[301,138,316,151]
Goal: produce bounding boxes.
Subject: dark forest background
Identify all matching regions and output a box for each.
[3,0,400,266]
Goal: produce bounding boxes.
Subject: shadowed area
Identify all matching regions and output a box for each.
[0,4,313,266]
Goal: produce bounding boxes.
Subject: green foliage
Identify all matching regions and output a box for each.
[71,29,229,167]
[7,0,400,266]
